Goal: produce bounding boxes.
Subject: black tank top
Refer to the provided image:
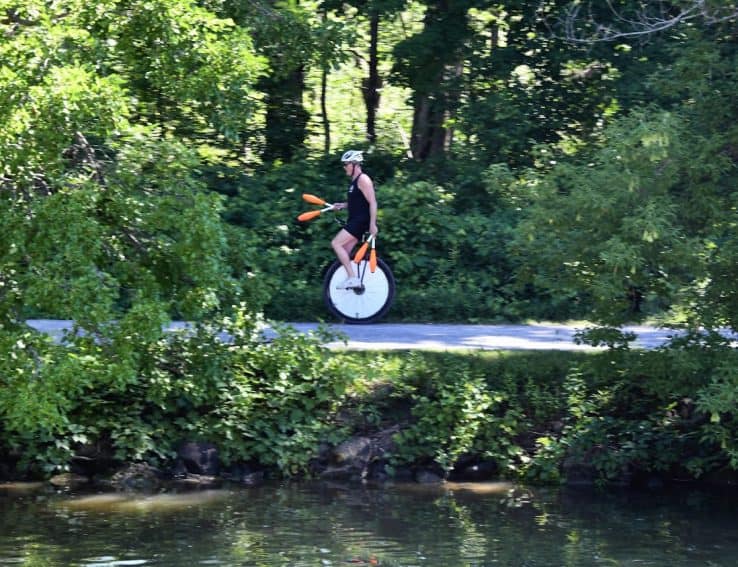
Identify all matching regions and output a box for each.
[347,173,370,221]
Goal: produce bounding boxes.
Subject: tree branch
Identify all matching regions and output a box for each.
[548,0,738,44]
[71,131,107,186]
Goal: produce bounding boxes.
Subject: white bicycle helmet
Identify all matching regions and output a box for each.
[341,149,364,164]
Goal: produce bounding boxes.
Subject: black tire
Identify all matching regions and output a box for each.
[323,259,395,324]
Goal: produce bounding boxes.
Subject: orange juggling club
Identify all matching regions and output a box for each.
[297,205,334,222]
[354,235,375,264]
[369,237,377,273]
[298,193,335,222]
[353,241,369,262]
[302,193,329,206]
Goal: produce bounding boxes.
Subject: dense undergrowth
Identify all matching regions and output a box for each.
[341,335,738,486]
[2,315,737,487]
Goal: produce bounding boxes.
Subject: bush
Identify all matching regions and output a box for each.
[0,307,351,477]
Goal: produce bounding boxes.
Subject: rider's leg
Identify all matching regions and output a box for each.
[332,229,358,279]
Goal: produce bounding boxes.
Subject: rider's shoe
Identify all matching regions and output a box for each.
[336,276,361,290]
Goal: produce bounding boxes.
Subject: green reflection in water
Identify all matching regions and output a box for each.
[1,481,738,566]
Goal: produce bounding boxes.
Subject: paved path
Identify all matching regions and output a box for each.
[25,320,720,351]
[277,322,686,351]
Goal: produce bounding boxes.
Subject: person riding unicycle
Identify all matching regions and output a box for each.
[330,150,378,289]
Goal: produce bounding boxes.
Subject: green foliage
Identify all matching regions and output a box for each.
[512,108,715,326]
[380,180,488,320]
[333,347,738,486]
[4,324,738,484]
[696,361,738,469]
[218,157,342,320]
[0,0,342,476]
[390,355,500,472]
[0,330,87,472]
[5,0,735,328]
[507,32,738,331]
[0,307,350,476]
[517,342,738,484]
[209,318,350,473]
[0,0,266,327]
[225,164,527,323]
[386,352,572,478]
[2,129,232,324]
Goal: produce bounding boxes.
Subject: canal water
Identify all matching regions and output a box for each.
[1,481,737,566]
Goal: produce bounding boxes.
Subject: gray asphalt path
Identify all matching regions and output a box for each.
[25,320,721,351]
[279,322,685,351]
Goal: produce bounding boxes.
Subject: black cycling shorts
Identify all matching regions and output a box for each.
[344,218,369,239]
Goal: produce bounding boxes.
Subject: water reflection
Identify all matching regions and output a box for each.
[59,490,231,513]
[2,481,738,566]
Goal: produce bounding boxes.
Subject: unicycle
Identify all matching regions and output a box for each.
[323,244,395,324]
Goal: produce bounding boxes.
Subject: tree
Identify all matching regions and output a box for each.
[0,0,266,475]
[323,1,381,146]
[212,0,320,162]
[452,1,664,167]
[80,0,264,143]
[323,0,408,146]
[0,0,265,327]
[390,0,629,163]
[511,31,738,330]
[511,110,695,325]
[392,0,481,160]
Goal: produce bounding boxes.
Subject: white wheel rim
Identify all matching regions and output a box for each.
[328,264,391,320]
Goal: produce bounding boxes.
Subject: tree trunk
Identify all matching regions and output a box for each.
[321,7,331,155]
[363,10,381,145]
[407,0,467,161]
[262,65,309,163]
[410,60,462,160]
[321,65,331,155]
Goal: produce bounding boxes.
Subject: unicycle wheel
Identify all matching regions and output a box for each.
[323,259,395,324]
